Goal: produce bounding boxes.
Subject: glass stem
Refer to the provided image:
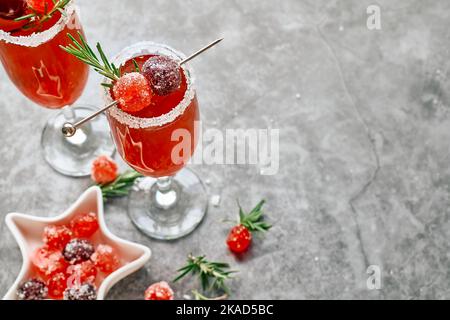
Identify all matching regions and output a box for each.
[62,105,76,122]
[154,176,178,209]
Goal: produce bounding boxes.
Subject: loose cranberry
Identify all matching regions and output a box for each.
[69,212,99,238]
[67,261,97,285]
[63,283,97,300]
[43,225,72,250]
[63,239,95,264]
[226,225,252,253]
[91,155,118,185]
[144,281,174,300]
[17,279,48,300]
[91,244,120,274]
[47,272,67,299]
[33,247,68,277]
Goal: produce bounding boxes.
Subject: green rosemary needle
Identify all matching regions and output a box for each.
[99,170,143,200]
[60,31,120,86]
[15,0,72,29]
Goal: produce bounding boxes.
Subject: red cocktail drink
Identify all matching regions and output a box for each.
[104,42,207,240]
[107,55,199,177]
[0,1,114,177]
[0,8,88,108]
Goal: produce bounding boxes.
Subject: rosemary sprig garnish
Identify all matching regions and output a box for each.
[60,32,120,87]
[237,200,272,233]
[15,0,72,30]
[99,170,143,200]
[174,254,237,295]
[132,59,141,73]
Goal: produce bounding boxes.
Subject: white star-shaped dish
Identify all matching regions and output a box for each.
[3,186,151,300]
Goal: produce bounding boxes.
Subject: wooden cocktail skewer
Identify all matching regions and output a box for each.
[62,38,224,138]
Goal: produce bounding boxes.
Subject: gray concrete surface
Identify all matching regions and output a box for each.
[1,0,450,299]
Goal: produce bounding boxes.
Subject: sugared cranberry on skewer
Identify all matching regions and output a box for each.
[0,0,27,20]
[0,0,28,32]
[142,55,182,96]
[61,37,223,138]
[26,0,55,14]
[112,72,153,113]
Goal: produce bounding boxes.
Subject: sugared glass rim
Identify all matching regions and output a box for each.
[0,2,76,47]
[104,41,196,129]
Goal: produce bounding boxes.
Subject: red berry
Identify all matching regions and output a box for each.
[33,247,68,277]
[0,0,26,19]
[0,0,28,32]
[67,261,97,286]
[47,272,67,299]
[113,72,153,113]
[91,155,118,185]
[63,239,95,264]
[63,283,97,300]
[26,0,54,13]
[43,225,72,250]
[142,55,182,96]
[144,281,174,300]
[91,244,120,274]
[226,225,252,253]
[17,279,48,300]
[69,212,99,238]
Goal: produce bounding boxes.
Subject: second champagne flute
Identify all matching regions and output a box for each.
[0,1,114,176]
[104,42,208,240]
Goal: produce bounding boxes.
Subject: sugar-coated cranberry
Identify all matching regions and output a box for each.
[43,225,72,250]
[63,239,95,264]
[144,281,174,300]
[91,155,118,185]
[0,0,27,20]
[91,244,120,274]
[26,0,54,14]
[226,225,252,253]
[33,247,68,277]
[67,261,97,285]
[69,212,99,238]
[17,279,48,300]
[113,72,153,113]
[142,55,182,96]
[47,272,67,299]
[63,283,97,300]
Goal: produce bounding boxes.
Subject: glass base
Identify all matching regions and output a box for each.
[128,168,208,240]
[41,105,115,177]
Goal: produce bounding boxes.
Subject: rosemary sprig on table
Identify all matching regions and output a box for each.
[174,254,237,295]
[15,0,72,29]
[237,200,272,233]
[99,171,143,200]
[60,32,120,87]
